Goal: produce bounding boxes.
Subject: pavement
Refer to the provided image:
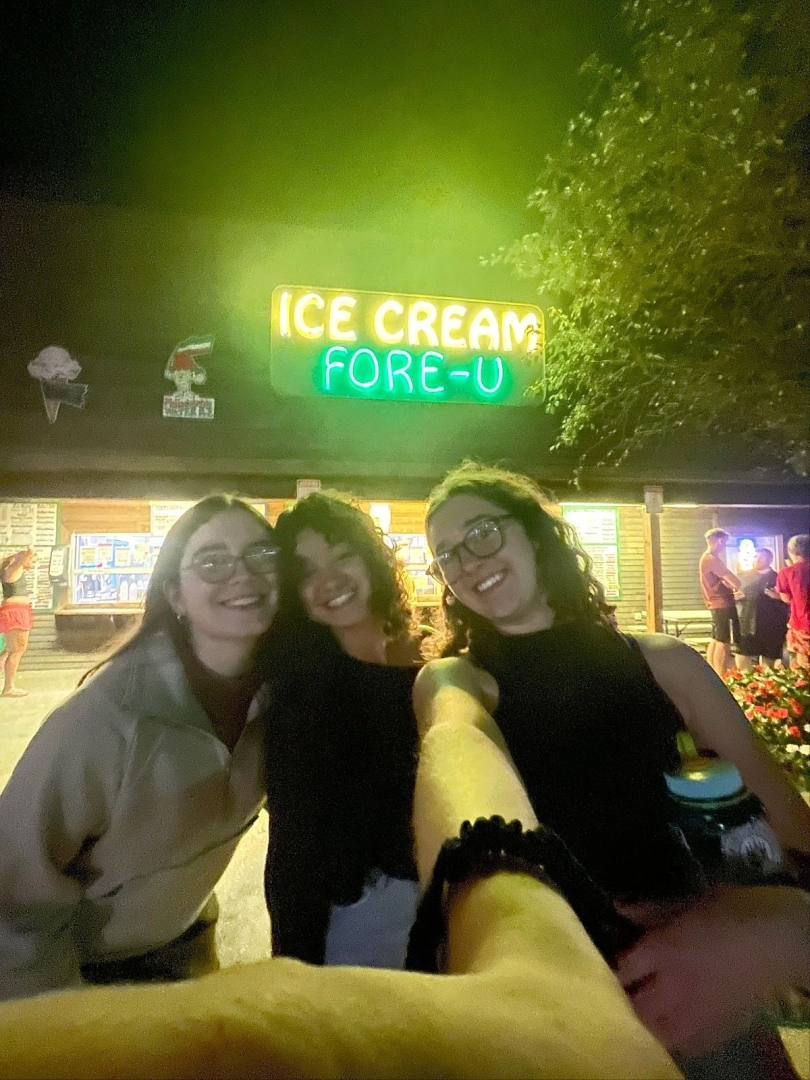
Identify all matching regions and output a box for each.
[1,668,808,1076]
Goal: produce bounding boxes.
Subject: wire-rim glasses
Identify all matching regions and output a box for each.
[427,515,513,585]
[182,542,279,584]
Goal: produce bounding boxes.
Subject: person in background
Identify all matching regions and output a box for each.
[262,492,421,968]
[0,667,681,1080]
[0,496,278,1000]
[772,534,810,668]
[699,528,742,676]
[736,548,789,670]
[422,462,809,1076]
[0,546,37,697]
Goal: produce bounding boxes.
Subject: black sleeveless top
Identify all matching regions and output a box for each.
[264,651,419,964]
[474,621,696,900]
[2,578,27,599]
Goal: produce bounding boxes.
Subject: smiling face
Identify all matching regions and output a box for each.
[294,528,373,630]
[427,493,551,634]
[170,508,279,651]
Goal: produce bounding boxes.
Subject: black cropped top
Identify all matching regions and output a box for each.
[1,578,28,600]
[472,620,698,900]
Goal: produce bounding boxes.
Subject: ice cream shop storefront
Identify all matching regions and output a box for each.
[1,199,807,659]
[3,490,807,664]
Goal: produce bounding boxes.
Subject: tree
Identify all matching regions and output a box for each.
[495,0,809,474]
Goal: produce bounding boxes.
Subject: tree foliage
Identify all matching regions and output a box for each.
[496,0,809,473]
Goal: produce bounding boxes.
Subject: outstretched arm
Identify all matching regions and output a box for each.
[0,548,34,582]
[0,657,680,1080]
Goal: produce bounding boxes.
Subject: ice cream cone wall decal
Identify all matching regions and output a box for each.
[162,337,216,419]
[27,347,89,424]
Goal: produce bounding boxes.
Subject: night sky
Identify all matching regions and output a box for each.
[1,0,629,234]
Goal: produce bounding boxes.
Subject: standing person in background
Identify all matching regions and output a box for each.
[0,547,37,697]
[0,496,278,1000]
[699,528,742,676]
[262,492,421,968]
[772,534,810,668]
[737,549,789,670]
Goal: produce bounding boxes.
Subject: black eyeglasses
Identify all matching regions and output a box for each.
[182,542,279,584]
[428,515,513,584]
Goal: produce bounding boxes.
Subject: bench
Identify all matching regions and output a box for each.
[662,609,714,639]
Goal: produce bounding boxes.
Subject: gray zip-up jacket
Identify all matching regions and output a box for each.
[0,630,266,1001]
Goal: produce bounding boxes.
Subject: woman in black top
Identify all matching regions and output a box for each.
[737,548,789,667]
[262,492,420,967]
[420,462,809,1074]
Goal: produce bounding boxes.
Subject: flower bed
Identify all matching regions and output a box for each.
[724,665,810,792]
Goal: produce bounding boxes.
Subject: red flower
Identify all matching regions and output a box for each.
[796,679,808,688]
[775,708,789,720]
[788,725,801,738]
[792,702,803,716]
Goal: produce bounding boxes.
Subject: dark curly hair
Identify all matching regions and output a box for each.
[271,491,413,642]
[424,462,615,658]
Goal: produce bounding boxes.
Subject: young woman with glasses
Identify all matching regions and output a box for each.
[261,491,422,968]
[0,495,279,1000]
[419,462,810,1076]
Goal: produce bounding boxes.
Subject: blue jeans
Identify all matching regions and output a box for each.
[324,876,421,969]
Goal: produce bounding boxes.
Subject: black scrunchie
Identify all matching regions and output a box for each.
[405,816,639,973]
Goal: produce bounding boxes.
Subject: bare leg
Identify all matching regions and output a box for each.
[714,641,733,677]
[737,655,755,672]
[705,640,715,671]
[1,629,29,696]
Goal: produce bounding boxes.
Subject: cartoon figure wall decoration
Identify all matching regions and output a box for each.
[163,337,216,420]
[27,346,89,424]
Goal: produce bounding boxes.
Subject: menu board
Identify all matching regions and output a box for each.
[0,501,59,610]
[561,507,621,600]
[0,501,58,548]
[390,533,442,606]
[71,534,165,605]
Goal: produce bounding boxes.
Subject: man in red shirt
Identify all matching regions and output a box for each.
[699,528,742,676]
[773,534,810,668]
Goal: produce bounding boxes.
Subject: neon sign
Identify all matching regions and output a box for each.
[269,286,545,406]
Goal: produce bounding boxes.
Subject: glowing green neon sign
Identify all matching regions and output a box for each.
[269,286,545,406]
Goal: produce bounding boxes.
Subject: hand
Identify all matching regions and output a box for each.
[615,886,810,1058]
[764,588,780,600]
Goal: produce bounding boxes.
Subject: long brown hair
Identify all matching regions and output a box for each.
[80,495,275,683]
[425,462,614,658]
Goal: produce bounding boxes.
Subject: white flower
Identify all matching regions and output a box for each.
[799,745,810,756]
[785,744,799,754]
[803,724,810,733]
